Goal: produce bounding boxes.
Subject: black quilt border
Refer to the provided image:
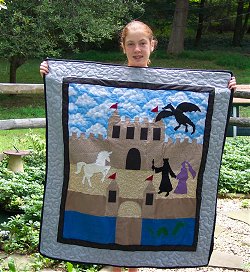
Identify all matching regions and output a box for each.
[57,77,215,252]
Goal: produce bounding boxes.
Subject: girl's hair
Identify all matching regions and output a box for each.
[120,20,158,64]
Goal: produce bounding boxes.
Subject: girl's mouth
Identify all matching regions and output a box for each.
[133,55,143,60]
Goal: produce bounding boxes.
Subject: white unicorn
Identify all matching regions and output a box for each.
[75,151,112,187]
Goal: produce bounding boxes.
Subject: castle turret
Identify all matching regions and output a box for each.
[141,181,156,218]
[105,180,120,216]
[108,110,121,139]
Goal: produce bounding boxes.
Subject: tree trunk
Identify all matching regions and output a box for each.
[167,0,189,54]
[232,0,244,46]
[194,0,206,47]
[9,56,26,83]
[241,0,250,40]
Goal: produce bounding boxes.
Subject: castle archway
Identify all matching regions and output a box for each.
[126,148,141,170]
[116,201,142,245]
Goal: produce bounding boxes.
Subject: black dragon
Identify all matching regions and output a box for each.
[155,102,201,134]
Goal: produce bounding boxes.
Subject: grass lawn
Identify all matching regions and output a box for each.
[0,94,45,118]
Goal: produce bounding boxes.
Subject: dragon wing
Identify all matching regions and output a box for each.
[155,110,173,122]
[176,102,201,113]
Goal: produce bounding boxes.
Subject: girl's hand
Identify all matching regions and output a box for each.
[228,76,236,91]
[40,61,49,77]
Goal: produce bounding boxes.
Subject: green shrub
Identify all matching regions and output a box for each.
[0,214,40,253]
[0,132,45,254]
[219,137,250,195]
[0,132,45,213]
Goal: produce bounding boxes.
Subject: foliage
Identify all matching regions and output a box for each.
[241,199,249,208]
[42,0,144,46]
[0,165,44,213]
[30,253,64,271]
[0,0,7,10]
[30,253,101,271]
[0,132,45,213]
[0,214,40,253]
[8,258,17,272]
[0,0,143,82]
[0,0,60,61]
[140,0,249,48]
[219,137,250,195]
[0,129,45,154]
[0,132,45,254]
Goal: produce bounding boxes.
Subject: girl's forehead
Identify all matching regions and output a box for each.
[125,29,150,41]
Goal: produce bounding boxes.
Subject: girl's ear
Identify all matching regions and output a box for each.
[150,40,155,52]
[121,43,126,54]
[151,39,158,52]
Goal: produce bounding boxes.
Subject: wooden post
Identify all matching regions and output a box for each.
[0,118,46,130]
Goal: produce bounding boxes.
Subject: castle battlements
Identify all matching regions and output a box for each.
[69,110,203,173]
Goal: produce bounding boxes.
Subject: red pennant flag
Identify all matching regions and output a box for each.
[151,106,158,113]
[108,173,117,180]
[110,103,118,109]
[145,175,153,181]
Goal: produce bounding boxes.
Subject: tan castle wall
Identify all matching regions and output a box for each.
[69,110,203,173]
[65,190,196,219]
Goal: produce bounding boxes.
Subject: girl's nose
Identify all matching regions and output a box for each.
[134,44,141,52]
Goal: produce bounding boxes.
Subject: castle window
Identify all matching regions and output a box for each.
[153,128,161,140]
[112,126,120,138]
[126,127,135,139]
[140,127,148,140]
[145,193,154,205]
[108,190,117,203]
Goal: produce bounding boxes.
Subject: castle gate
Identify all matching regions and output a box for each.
[126,148,141,170]
[115,201,142,245]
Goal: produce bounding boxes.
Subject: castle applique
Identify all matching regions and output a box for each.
[60,108,203,249]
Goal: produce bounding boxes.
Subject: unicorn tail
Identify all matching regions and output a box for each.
[75,162,86,174]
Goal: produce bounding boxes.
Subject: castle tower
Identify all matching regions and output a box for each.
[107,110,121,139]
[142,181,156,218]
[107,111,166,170]
[105,180,120,216]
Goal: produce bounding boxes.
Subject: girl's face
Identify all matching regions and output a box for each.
[123,29,154,67]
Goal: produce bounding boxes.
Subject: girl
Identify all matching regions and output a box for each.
[39,21,236,272]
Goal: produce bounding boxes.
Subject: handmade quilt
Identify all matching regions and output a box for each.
[40,59,233,268]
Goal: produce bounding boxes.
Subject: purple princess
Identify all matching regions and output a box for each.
[174,161,196,194]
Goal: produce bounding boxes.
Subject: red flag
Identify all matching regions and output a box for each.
[145,175,153,181]
[151,106,158,113]
[110,103,118,109]
[108,173,117,180]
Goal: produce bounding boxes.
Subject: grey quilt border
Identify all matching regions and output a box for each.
[39,59,232,268]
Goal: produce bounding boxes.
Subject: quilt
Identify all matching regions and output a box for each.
[40,59,233,268]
